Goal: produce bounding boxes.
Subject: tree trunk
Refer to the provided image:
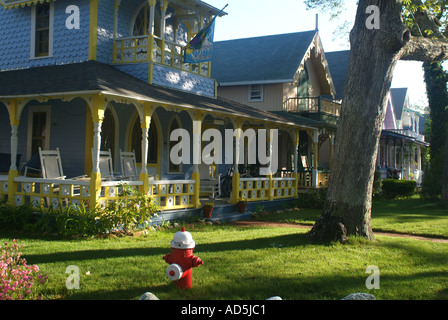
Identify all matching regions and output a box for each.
[308,0,410,242]
[442,126,448,207]
[422,61,448,199]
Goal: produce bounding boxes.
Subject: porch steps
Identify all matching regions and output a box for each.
[149,198,295,226]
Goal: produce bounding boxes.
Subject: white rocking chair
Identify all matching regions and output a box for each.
[199,163,221,198]
[120,150,139,180]
[94,148,115,180]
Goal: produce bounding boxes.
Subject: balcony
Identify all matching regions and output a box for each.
[283,97,341,116]
[386,129,426,143]
[113,35,211,78]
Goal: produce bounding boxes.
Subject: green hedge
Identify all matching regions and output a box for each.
[382,179,417,198]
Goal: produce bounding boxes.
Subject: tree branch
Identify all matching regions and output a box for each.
[400,36,448,61]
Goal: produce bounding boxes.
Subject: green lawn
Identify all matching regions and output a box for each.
[1,197,447,300]
[254,198,448,239]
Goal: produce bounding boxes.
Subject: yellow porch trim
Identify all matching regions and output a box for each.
[89,0,99,61]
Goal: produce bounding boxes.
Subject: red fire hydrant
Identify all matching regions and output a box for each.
[163,227,203,290]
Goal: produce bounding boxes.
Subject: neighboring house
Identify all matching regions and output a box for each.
[212,30,341,188]
[0,0,318,212]
[325,50,428,184]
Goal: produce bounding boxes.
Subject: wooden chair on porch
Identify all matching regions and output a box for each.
[39,148,66,179]
[120,150,138,180]
[95,149,115,181]
[199,163,221,198]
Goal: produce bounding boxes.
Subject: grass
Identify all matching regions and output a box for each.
[254,197,448,239]
[1,197,448,300]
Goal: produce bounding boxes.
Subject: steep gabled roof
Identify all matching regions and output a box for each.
[390,88,408,121]
[325,50,350,100]
[211,31,318,86]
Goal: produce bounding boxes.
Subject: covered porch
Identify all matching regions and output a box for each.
[0,61,320,215]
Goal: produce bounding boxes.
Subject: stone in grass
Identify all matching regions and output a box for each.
[139,292,160,300]
[341,293,375,300]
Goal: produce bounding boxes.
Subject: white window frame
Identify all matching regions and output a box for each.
[30,2,54,59]
[249,84,263,102]
[26,105,51,160]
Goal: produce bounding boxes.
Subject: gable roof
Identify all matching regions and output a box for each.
[324,50,350,100]
[0,61,316,129]
[211,31,318,86]
[390,88,408,121]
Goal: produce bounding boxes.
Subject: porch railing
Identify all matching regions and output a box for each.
[238,177,296,202]
[113,35,211,78]
[147,179,196,210]
[2,176,196,212]
[283,97,341,116]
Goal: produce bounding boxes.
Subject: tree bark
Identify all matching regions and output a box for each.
[308,0,410,242]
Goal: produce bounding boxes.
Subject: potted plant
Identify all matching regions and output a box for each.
[202,202,214,218]
[236,198,247,213]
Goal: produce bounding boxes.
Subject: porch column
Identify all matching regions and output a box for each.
[139,102,153,195]
[6,99,20,206]
[90,95,105,209]
[401,139,404,178]
[148,0,156,35]
[266,125,274,201]
[312,130,319,188]
[293,129,300,196]
[393,138,397,170]
[192,111,202,208]
[385,136,389,169]
[230,119,242,204]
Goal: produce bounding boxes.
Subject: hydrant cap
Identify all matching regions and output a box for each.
[170,227,195,249]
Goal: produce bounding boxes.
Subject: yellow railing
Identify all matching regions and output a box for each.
[238,177,296,202]
[147,179,196,210]
[113,35,211,78]
[317,171,330,188]
[0,175,9,202]
[13,177,92,210]
[239,177,270,202]
[5,176,196,212]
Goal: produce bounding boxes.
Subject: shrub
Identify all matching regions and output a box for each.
[295,188,327,209]
[0,239,48,300]
[382,179,417,198]
[372,170,382,197]
[0,184,160,237]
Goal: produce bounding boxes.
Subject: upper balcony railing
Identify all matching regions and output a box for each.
[387,129,426,143]
[113,35,211,78]
[283,97,341,117]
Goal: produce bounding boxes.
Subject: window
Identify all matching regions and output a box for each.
[31,3,53,58]
[249,85,263,102]
[27,106,51,160]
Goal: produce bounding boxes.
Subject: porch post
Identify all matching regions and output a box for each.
[89,95,105,209]
[192,111,202,208]
[139,102,153,195]
[266,126,274,201]
[148,0,156,35]
[6,99,20,206]
[293,129,300,194]
[312,130,319,188]
[230,119,242,204]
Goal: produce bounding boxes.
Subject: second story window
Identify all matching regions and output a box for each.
[249,85,263,102]
[31,3,53,58]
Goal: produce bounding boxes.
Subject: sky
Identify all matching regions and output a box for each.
[206,0,429,109]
